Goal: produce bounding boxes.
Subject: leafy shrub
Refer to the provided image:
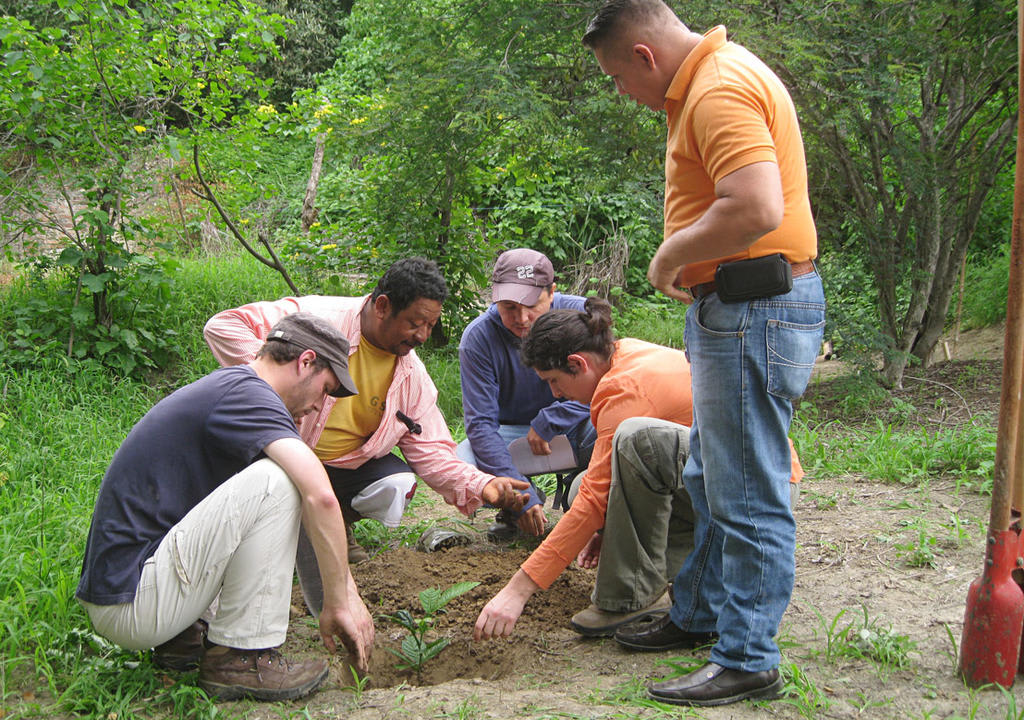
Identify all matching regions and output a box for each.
[955,242,1010,330]
[816,247,892,365]
[0,252,180,378]
[614,295,687,349]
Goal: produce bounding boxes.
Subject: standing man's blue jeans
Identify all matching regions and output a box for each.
[669,272,825,672]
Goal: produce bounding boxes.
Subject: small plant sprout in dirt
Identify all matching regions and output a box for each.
[383,581,480,680]
[815,605,917,677]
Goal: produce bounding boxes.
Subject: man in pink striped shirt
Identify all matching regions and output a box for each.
[205,258,527,612]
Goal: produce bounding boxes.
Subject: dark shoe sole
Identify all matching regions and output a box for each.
[616,635,716,651]
[198,663,329,702]
[614,617,718,652]
[571,610,667,638]
[649,674,784,707]
[152,653,202,672]
[570,621,616,638]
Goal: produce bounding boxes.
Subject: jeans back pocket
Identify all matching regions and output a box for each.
[766,317,825,401]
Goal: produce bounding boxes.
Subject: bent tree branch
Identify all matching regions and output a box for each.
[191,143,301,295]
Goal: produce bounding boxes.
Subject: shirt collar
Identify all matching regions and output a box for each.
[665,25,728,106]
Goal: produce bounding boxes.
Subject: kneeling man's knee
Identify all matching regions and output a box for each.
[351,473,417,527]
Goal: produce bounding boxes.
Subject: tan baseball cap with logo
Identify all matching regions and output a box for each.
[491,248,555,306]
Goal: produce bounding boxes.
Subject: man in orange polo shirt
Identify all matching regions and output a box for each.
[582,0,826,707]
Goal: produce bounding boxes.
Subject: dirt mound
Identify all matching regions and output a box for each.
[288,545,595,689]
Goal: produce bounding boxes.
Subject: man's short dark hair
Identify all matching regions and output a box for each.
[256,338,332,371]
[582,0,673,50]
[371,258,449,315]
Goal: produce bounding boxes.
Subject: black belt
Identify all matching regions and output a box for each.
[690,259,815,300]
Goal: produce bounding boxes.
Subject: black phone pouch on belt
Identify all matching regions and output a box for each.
[714,253,793,304]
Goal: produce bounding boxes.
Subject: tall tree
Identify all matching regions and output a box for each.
[256,0,355,104]
[696,0,1016,386]
[296,0,665,334]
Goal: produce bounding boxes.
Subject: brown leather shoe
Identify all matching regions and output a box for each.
[198,645,329,702]
[613,612,718,651]
[152,619,207,671]
[648,662,782,706]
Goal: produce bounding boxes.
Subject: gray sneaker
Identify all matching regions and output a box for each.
[198,645,329,702]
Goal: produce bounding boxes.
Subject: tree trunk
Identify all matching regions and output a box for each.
[430,165,456,346]
[301,133,326,231]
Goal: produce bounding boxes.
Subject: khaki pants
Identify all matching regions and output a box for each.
[81,459,301,651]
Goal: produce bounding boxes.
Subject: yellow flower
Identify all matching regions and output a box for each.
[313,103,335,119]
[256,104,277,116]
[133,125,146,133]
[349,117,367,126]
[321,243,337,251]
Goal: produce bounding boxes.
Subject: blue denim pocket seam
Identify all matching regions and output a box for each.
[766,317,825,400]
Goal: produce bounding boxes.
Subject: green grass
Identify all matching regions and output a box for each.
[0,253,301,718]
[956,243,1010,330]
[812,605,917,677]
[790,415,995,493]
[614,296,687,350]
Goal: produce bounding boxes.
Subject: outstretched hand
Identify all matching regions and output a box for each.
[474,570,540,641]
[319,593,375,674]
[517,504,546,536]
[576,530,602,569]
[481,476,531,511]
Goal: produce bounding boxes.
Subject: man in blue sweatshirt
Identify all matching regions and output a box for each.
[457,248,597,539]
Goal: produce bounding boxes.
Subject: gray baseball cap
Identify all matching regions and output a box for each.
[491,248,555,306]
[266,312,359,398]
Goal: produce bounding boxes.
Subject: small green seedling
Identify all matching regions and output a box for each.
[384,581,480,679]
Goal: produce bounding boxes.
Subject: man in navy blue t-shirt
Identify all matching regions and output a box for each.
[76,313,372,702]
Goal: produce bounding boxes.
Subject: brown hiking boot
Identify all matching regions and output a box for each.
[153,619,208,671]
[198,645,329,701]
[347,529,370,564]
